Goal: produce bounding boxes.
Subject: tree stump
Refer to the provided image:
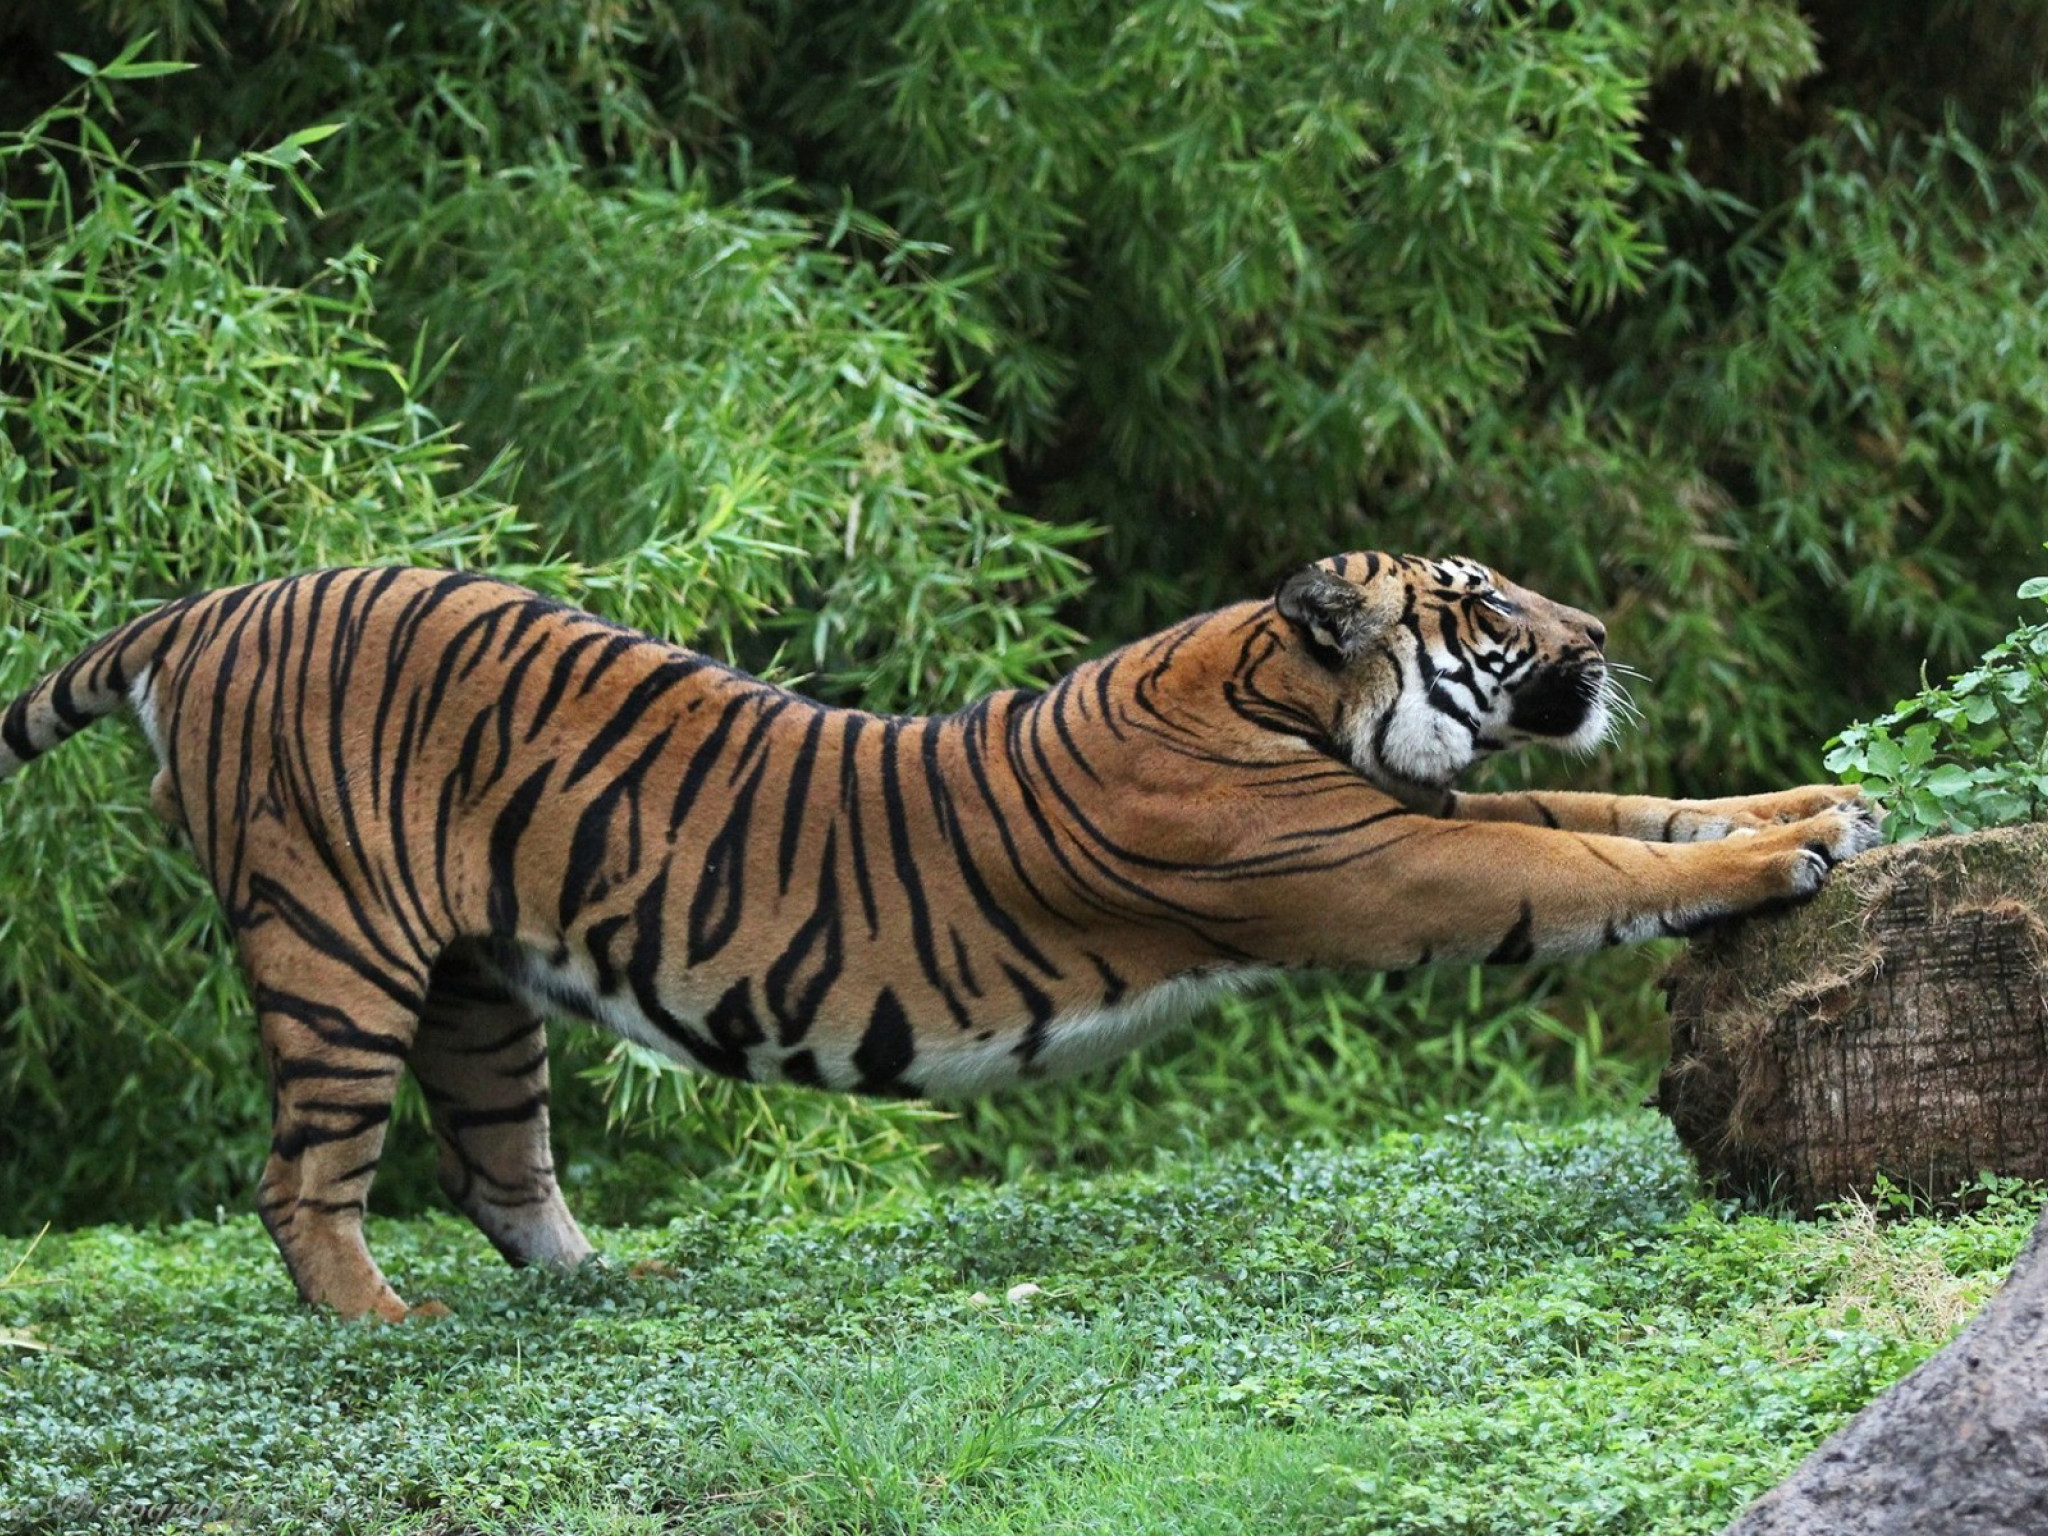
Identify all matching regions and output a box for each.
[1661,823,2048,1531]
[1659,823,2048,1215]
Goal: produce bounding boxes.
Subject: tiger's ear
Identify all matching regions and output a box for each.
[1274,566,1379,668]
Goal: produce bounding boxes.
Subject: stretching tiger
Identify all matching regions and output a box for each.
[0,554,1879,1319]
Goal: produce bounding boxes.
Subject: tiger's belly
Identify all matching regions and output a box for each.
[485,940,1269,1098]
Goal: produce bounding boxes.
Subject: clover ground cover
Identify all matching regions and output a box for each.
[0,1115,2029,1536]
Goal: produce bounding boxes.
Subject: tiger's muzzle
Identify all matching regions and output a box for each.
[1507,659,1610,746]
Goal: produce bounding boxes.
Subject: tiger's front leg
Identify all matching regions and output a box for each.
[411,945,594,1275]
[1446,783,1876,844]
[1254,798,1882,970]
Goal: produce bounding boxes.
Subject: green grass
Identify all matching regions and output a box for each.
[0,1114,2033,1536]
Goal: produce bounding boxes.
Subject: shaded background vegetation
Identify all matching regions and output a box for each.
[3,0,2046,1230]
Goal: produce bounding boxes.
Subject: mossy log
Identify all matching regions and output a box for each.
[1659,823,2048,1216]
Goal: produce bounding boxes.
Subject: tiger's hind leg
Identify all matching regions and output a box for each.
[247,955,425,1323]
[409,944,594,1273]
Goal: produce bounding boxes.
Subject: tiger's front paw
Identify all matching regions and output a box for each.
[1739,783,1882,829]
[1778,800,1885,897]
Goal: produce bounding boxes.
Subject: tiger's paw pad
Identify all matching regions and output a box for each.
[1819,799,1885,860]
[405,1299,453,1321]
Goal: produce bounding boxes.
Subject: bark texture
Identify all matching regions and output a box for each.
[1721,1201,2048,1535]
[1660,824,2048,1215]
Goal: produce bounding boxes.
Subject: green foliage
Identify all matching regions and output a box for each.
[764,0,2048,784]
[0,1117,2033,1534]
[780,0,1659,473]
[372,167,1089,703]
[6,2,2048,1224]
[559,1033,950,1222]
[1644,0,1819,99]
[0,58,536,1228]
[1826,573,2048,839]
[0,67,1079,1229]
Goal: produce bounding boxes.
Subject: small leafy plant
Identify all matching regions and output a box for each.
[1826,573,2048,839]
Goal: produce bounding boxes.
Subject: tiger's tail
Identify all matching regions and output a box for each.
[0,598,196,784]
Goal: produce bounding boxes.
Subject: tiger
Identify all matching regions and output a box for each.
[0,553,1880,1320]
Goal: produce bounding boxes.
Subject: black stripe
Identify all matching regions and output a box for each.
[686,748,770,966]
[586,913,631,996]
[953,696,1077,927]
[702,980,765,1077]
[1,697,36,760]
[878,723,972,1027]
[375,579,480,809]
[1086,952,1127,1006]
[1045,676,1102,784]
[47,667,92,730]
[776,708,828,894]
[271,1099,394,1160]
[574,632,643,698]
[948,928,983,998]
[439,1093,549,1132]
[838,714,880,938]
[921,718,1063,977]
[526,630,612,743]
[257,986,414,1055]
[667,690,754,835]
[764,826,845,1046]
[1485,900,1536,965]
[564,658,701,789]
[1004,962,1057,1064]
[624,861,734,1074]
[488,763,555,936]
[383,687,445,952]
[854,988,917,1094]
[558,723,676,928]
[243,876,427,1013]
[484,635,552,791]
[727,695,794,784]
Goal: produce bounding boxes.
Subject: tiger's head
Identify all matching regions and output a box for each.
[1270,552,1612,802]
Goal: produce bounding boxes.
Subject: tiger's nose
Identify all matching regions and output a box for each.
[1559,606,1607,651]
